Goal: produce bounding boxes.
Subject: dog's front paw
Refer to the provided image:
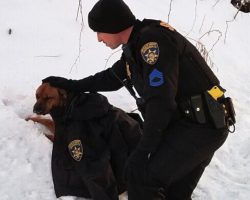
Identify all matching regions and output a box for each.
[25,115,41,122]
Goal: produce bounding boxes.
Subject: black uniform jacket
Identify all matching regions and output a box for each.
[70,19,221,153]
[50,92,141,199]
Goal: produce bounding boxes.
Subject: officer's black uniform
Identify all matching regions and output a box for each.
[50,92,141,200]
[44,17,233,199]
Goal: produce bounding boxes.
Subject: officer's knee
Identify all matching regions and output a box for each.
[126,164,146,185]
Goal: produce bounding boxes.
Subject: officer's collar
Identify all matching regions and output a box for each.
[127,19,159,45]
[127,19,143,44]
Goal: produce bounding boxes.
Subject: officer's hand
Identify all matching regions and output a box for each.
[42,76,76,91]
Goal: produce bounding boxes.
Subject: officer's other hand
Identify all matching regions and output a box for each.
[128,149,151,165]
[124,149,151,181]
[42,76,75,91]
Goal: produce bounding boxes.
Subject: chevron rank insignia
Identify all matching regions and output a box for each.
[68,140,83,161]
[141,42,159,65]
[149,69,164,87]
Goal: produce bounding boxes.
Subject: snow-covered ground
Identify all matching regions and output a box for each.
[0,0,250,199]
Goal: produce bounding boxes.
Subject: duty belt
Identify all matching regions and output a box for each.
[179,86,236,133]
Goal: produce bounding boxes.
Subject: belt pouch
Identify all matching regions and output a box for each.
[190,95,206,124]
[204,92,226,129]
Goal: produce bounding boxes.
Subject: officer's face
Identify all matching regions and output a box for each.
[97,32,122,49]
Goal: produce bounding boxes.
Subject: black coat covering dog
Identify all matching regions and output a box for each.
[50,92,141,200]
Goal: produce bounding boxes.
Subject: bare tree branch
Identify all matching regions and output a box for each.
[69,0,84,74]
[199,15,206,33]
[104,49,122,69]
[185,36,211,66]
[212,0,221,8]
[185,0,198,36]
[76,0,83,22]
[224,9,241,43]
[167,0,173,23]
[196,41,216,69]
[199,29,222,50]
[208,22,214,33]
[186,27,222,70]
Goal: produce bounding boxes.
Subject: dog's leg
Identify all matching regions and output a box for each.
[25,116,55,142]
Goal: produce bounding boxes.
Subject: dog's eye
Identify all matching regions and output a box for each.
[45,96,54,100]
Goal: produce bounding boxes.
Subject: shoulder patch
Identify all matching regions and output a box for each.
[160,21,175,31]
[141,42,159,65]
[68,140,83,161]
[149,69,164,87]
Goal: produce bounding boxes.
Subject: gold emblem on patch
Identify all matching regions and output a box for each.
[141,42,159,65]
[160,21,175,31]
[68,140,83,161]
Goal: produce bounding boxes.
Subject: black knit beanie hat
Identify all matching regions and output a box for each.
[88,0,136,33]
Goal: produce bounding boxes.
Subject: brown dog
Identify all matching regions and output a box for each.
[25,83,67,141]
[25,82,142,199]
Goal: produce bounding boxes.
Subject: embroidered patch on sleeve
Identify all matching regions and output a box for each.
[68,140,83,161]
[149,69,164,87]
[141,42,159,65]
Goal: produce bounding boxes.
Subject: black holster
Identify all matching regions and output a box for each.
[203,92,226,129]
[221,97,236,127]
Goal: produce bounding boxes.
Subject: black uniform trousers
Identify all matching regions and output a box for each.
[127,119,228,200]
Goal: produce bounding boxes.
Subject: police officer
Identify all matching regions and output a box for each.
[44,0,233,199]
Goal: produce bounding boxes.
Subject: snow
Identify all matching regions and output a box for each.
[0,0,250,199]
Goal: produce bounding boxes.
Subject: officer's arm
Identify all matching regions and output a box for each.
[43,58,127,92]
[137,31,179,153]
[73,58,127,92]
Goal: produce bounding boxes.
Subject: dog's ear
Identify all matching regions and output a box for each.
[58,89,67,100]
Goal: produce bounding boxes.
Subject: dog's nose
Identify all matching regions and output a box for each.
[33,103,43,114]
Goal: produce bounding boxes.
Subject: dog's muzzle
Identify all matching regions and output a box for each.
[33,103,46,115]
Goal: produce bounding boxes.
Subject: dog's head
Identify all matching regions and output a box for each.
[33,83,67,115]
